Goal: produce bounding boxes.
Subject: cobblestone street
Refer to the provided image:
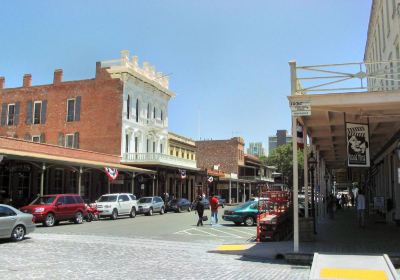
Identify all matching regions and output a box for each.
[0,233,310,280]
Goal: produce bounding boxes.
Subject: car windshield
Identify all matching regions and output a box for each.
[98,195,117,202]
[139,198,152,203]
[31,196,56,205]
[235,201,257,209]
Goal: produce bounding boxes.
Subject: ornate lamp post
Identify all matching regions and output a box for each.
[308,152,317,234]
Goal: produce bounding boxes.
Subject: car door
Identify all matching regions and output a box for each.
[118,195,130,214]
[65,196,77,219]
[54,196,67,220]
[0,206,17,238]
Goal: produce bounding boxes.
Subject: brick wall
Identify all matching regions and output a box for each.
[0,63,123,155]
[195,137,245,174]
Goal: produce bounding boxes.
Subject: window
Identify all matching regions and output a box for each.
[127,95,130,119]
[153,141,156,153]
[33,101,42,124]
[118,195,129,202]
[66,134,74,148]
[175,150,179,157]
[66,97,81,122]
[191,154,194,160]
[67,99,75,122]
[136,99,139,122]
[146,139,150,152]
[32,135,41,143]
[129,194,136,201]
[65,196,76,205]
[7,104,15,126]
[153,107,156,119]
[161,110,163,121]
[56,196,66,205]
[135,137,138,152]
[0,206,16,217]
[125,134,129,153]
[147,103,150,119]
[160,143,163,154]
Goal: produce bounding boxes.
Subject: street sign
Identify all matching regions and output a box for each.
[290,100,311,116]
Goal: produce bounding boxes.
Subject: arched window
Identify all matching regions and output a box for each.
[127,95,130,119]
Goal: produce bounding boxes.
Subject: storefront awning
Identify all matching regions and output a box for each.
[0,148,155,174]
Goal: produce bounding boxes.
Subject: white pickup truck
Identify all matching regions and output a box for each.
[96,193,138,220]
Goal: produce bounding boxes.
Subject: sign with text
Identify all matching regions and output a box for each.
[290,100,311,116]
[346,123,370,167]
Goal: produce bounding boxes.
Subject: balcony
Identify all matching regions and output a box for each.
[122,153,197,169]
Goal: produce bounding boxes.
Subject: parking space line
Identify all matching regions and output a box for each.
[209,227,243,238]
[224,227,256,236]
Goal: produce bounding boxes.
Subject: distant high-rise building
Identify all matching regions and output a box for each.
[268,130,292,155]
[247,142,265,158]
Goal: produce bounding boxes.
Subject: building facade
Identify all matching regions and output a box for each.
[247,142,266,158]
[364,0,400,91]
[268,130,292,155]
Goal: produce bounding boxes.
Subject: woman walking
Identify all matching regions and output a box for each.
[194,196,205,226]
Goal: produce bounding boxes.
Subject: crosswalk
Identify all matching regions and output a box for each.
[174,224,256,240]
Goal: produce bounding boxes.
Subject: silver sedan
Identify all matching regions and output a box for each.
[0,204,36,241]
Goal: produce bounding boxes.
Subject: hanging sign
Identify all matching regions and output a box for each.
[179,169,187,179]
[207,176,214,183]
[346,123,370,167]
[104,167,119,181]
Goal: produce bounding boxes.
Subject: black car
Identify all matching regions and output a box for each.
[166,198,192,213]
[191,198,210,210]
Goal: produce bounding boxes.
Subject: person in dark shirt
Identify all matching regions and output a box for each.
[194,196,205,226]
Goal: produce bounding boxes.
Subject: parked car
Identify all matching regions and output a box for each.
[166,198,192,213]
[191,198,210,210]
[20,194,87,227]
[216,195,226,208]
[95,193,137,220]
[222,200,264,226]
[137,196,165,216]
[0,204,35,241]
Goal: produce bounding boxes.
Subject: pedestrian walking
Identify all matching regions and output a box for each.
[194,196,205,226]
[209,193,219,225]
[357,190,366,228]
[340,194,347,209]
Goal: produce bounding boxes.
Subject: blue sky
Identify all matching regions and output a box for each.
[0,1,372,152]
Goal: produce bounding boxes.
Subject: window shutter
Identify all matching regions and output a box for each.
[58,132,65,146]
[41,100,47,124]
[14,102,20,126]
[1,103,8,126]
[74,132,79,149]
[24,133,31,141]
[40,133,45,143]
[75,96,81,121]
[26,101,33,124]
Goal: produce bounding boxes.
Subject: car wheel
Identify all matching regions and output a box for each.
[74,211,83,224]
[111,209,118,220]
[86,213,93,222]
[160,207,164,215]
[234,222,242,226]
[130,207,136,218]
[244,216,255,226]
[11,225,25,242]
[148,208,153,216]
[44,213,55,227]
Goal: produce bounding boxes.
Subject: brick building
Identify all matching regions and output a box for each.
[0,51,202,204]
[196,137,274,203]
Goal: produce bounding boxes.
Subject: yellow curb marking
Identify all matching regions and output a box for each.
[320,268,388,280]
[215,244,253,251]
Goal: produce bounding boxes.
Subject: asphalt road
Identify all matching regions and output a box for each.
[34,206,257,244]
[0,206,312,279]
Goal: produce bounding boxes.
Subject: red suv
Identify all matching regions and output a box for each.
[20,194,87,227]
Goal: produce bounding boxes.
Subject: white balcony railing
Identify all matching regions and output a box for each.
[122,153,197,169]
[138,118,165,128]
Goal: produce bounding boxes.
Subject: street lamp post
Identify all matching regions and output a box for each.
[308,152,317,234]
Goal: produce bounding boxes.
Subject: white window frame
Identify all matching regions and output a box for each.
[65,134,75,148]
[66,98,76,122]
[7,103,15,126]
[32,135,41,143]
[33,101,42,125]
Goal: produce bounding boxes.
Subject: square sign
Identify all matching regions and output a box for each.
[290,100,311,116]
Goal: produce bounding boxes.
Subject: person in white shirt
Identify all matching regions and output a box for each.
[356,190,366,228]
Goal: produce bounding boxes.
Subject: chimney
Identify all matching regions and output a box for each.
[23,74,32,87]
[0,77,4,90]
[53,69,63,84]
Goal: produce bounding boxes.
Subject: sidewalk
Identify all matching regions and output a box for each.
[210,207,400,266]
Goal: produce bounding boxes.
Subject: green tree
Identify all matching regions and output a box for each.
[266,143,305,188]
